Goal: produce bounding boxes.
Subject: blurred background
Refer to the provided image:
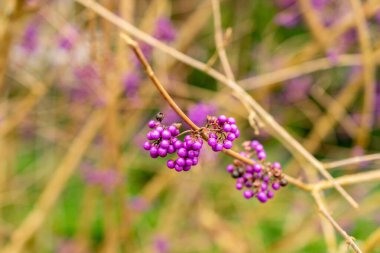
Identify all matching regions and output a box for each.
[0,0,380,252]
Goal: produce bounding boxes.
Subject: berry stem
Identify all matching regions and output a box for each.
[121,33,310,192]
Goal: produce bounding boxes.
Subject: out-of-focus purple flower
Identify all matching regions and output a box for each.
[375,10,380,24]
[21,20,39,53]
[273,0,296,8]
[154,17,177,43]
[74,64,100,86]
[311,0,330,10]
[128,196,150,212]
[81,163,122,193]
[153,236,169,253]
[58,25,79,50]
[161,107,181,125]
[188,103,217,127]
[342,28,357,46]
[122,71,141,97]
[274,9,301,28]
[283,76,312,102]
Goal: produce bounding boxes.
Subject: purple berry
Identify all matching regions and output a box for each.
[185,158,193,166]
[175,165,183,172]
[257,151,266,160]
[183,165,191,171]
[227,117,236,124]
[272,162,282,170]
[272,182,280,191]
[223,140,233,149]
[167,160,175,169]
[255,144,264,152]
[192,141,202,150]
[168,125,177,135]
[236,183,243,190]
[158,148,167,157]
[150,146,159,158]
[226,164,234,173]
[192,157,198,165]
[167,145,175,154]
[243,190,254,199]
[251,140,259,149]
[230,124,238,133]
[227,133,236,141]
[267,190,274,199]
[253,164,262,172]
[214,143,223,152]
[161,130,171,140]
[174,140,183,149]
[176,158,185,166]
[150,130,160,140]
[177,148,187,158]
[156,126,164,133]
[187,150,195,158]
[218,115,227,123]
[143,141,151,150]
[208,138,217,147]
[160,140,170,148]
[148,120,156,128]
[223,124,232,132]
[261,182,268,191]
[257,192,267,203]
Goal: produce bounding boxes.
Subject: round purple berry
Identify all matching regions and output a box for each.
[148,120,156,128]
[226,164,234,173]
[208,138,217,147]
[257,192,267,203]
[176,158,185,166]
[243,190,254,199]
[192,141,202,150]
[257,151,266,160]
[272,182,280,191]
[267,190,274,199]
[158,148,167,157]
[167,160,175,169]
[177,148,187,158]
[161,130,171,140]
[227,117,236,124]
[223,140,233,149]
[160,140,170,148]
[227,133,236,141]
[218,115,227,123]
[143,141,151,150]
[150,130,160,140]
[223,124,232,132]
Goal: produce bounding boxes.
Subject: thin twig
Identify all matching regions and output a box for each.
[313,170,380,191]
[349,0,376,149]
[312,191,362,253]
[324,153,380,170]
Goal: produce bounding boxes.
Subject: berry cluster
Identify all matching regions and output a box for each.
[143,114,181,159]
[226,140,287,203]
[167,134,203,172]
[206,115,240,152]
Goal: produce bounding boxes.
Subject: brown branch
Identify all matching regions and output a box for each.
[120,33,310,192]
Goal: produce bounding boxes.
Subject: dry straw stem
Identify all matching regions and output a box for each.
[240,54,361,90]
[349,0,376,149]
[298,0,330,50]
[1,110,105,253]
[0,71,47,137]
[314,170,380,191]
[324,153,380,169]
[81,0,358,207]
[364,228,380,252]
[312,191,362,253]
[285,0,380,65]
